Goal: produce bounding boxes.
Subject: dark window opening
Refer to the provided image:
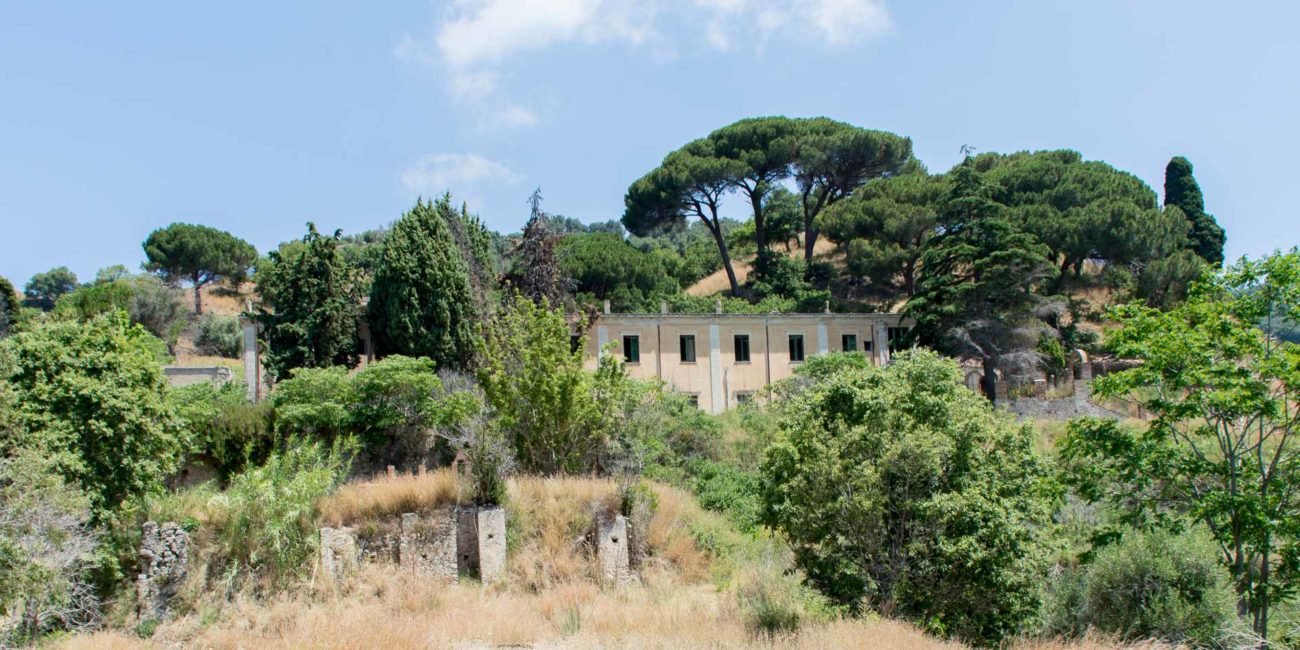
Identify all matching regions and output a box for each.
[842,334,857,352]
[686,394,699,408]
[734,334,750,362]
[735,392,753,405]
[623,335,640,363]
[887,327,909,351]
[570,335,582,354]
[680,334,697,363]
[789,334,805,362]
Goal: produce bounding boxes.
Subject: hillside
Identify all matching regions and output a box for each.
[57,472,1155,650]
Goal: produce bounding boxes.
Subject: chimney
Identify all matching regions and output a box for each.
[714,298,722,315]
[603,299,611,314]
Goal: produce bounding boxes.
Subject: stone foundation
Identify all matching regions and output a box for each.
[136,522,189,620]
[399,509,458,579]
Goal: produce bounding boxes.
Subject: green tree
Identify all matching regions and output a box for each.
[761,350,1052,645]
[624,138,747,294]
[707,117,800,275]
[2,311,183,524]
[368,197,479,370]
[23,266,78,311]
[503,190,570,306]
[0,276,22,337]
[559,232,679,311]
[1164,156,1226,266]
[1060,250,1300,640]
[820,172,947,297]
[905,161,1056,402]
[257,223,363,380]
[142,223,257,313]
[477,296,626,474]
[790,117,915,263]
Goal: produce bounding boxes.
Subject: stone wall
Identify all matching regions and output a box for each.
[136,522,189,620]
[161,365,232,388]
[399,510,457,579]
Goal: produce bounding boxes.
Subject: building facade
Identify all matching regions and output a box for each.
[581,310,909,413]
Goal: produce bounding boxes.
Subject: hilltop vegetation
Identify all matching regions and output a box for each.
[4,115,1297,649]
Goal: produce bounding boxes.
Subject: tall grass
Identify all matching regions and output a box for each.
[184,438,352,593]
[316,468,459,526]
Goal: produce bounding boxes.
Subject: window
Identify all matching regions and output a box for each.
[680,334,697,363]
[842,334,857,352]
[788,334,805,362]
[735,391,753,405]
[622,335,640,363]
[686,393,700,408]
[734,334,750,362]
[887,327,909,351]
[570,334,582,354]
[864,340,874,352]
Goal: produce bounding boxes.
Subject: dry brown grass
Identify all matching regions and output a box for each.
[60,566,1166,650]
[686,238,837,297]
[317,468,461,527]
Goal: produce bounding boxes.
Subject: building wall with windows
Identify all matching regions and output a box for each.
[581,311,909,413]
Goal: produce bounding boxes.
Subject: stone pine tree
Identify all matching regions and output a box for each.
[624,139,746,295]
[368,197,478,370]
[256,223,363,380]
[142,223,257,313]
[905,161,1055,402]
[22,266,78,311]
[1164,156,1226,266]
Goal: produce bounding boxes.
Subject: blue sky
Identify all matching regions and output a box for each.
[1,1,1297,286]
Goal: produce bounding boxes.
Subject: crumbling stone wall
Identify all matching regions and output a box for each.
[399,509,457,579]
[136,522,189,620]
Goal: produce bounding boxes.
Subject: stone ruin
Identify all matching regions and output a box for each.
[320,505,505,584]
[319,503,639,587]
[136,522,190,621]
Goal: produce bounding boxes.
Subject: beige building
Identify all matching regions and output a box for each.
[581,309,910,413]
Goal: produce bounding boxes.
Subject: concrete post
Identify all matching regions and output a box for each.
[476,507,506,584]
[238,315,262,402]
[596,513,632,585]
[319,526,359,582]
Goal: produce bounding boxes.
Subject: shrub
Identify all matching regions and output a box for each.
[170,381,276,478]
[0,449,100,644]
[736,559,806,640]
[203,438,354,590]
[194,314,241,358]
[1043,528,1239,647]
[127,275,186,345]
[761,349,1053,645]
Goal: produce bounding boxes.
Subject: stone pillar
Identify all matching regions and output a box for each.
[238,315,262,402]
[319,526,359,582]
[816,322,829,355]
[476,507,506,584]
[136,522,190,620]
[874,324,890,365]
[596,513,633,585]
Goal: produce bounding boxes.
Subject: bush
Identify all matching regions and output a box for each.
[203,438,354,591]
[0,449,100,644]
[195,314,241,358]
[170,382,276,478]
[128,276,186,345]
[761,349,1053,645]
[1042,528,1239,647]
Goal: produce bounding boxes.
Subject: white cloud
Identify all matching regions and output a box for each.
[400,0,892,128]
[400,153,521,201]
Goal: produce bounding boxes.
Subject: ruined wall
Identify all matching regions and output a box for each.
[136,522,189,620]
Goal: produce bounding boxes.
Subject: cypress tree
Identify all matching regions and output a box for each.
[256,223,363,380]
[368,197,478,370]
[1164,156,1226,266]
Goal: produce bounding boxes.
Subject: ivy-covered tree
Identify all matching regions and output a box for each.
[22,266,78,311]
[1164,156,1226,266]
[1061,250,1300,640]
[368,197,479,370]
[256,223,363,381]
[905,161,1056,402]
[503,190,570,307]
[1,311,183,524]
[820,172,948,297]
[761,349,1052,645]
[142,223,257,313]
